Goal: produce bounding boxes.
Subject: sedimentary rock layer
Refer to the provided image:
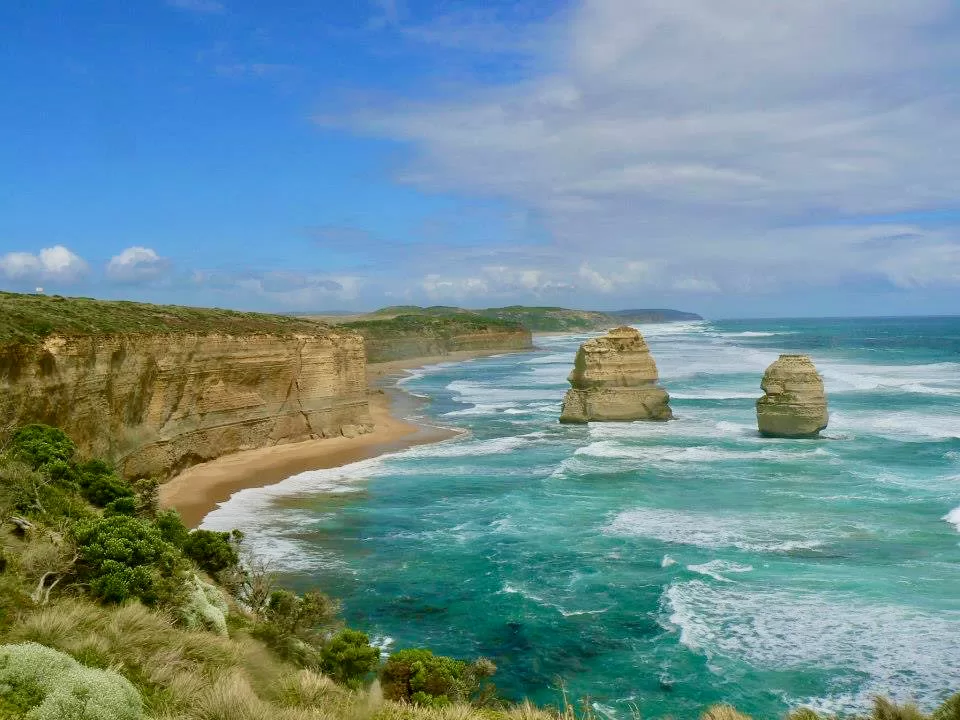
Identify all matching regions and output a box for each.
[756,354,829,438]
[358,328,533,363]
[0,332,372,479]
[560,326,672,423]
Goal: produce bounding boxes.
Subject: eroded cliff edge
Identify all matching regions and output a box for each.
[0,293,373,479]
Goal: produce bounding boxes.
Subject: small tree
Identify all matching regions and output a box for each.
[320,629,380,688]
[7,425,76,469]
[380,648,496,707]
[183,529,240,574]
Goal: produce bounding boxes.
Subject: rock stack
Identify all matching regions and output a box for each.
[756,354,829,438]
[559,326,673,423]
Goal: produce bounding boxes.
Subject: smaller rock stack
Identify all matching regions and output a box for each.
[560,326,672,423]
[756,354,829,438]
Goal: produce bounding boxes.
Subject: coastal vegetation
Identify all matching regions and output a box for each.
[330,305,702,333]
[0,422,955,719]
[0,290,332,344]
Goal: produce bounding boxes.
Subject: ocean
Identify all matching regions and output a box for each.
[203,317,960,718]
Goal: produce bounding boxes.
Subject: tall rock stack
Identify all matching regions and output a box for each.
[756,354,829,438]
[559,326,673,423]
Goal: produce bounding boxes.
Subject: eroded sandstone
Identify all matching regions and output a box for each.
[559,326,672,423]
[756,354,829,438]
[0,332,373,479]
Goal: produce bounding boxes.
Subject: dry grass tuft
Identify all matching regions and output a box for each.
[701,704,753,720]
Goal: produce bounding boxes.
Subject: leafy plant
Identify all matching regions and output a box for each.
[320,629,380,688]
[380,648,496,707]
[0,641,142,720]
[73,515,182,605]
[183,529,241,574]
[7,425,76,469]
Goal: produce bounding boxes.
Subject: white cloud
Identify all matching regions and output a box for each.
[334,0,960,296]
[106,247,170,283]
[0,245,88,283]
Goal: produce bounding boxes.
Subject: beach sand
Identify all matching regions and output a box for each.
[159,348,512,527]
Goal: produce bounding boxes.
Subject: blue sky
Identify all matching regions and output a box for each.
[2,0,959,318]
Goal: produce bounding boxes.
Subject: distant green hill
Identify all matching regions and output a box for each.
[334,305,703,333]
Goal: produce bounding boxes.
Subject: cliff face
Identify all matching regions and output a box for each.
[0,332,372,479]
[560,327,673,423]
[352,323,533,364]
[756,354,829,438]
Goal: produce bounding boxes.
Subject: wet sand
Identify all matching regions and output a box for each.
[160,348,514,527]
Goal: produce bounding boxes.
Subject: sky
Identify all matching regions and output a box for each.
[2,0,960,319]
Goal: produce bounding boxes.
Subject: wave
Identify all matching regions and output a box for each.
[828,410,960,441]
[819,361,960,396]
[606,507,827,553]
[575,441,831,464]
[944,506,960,533]
[663,580,960,713]
[501,582,608,618]
[686,560,754,582]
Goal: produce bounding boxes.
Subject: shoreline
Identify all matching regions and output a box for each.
[159,347,523,527]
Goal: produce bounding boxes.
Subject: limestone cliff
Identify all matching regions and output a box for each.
[344,315,533,364]
[0,332,372,479]
[559,327,672,423]
[756,354,829,438]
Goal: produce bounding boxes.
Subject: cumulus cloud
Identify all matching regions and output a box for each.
[0,245,88,283]
[106,247,170,283]
[332,0,960,296]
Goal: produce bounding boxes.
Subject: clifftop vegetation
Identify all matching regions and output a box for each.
[0,423,955,719]
[0,291,331,344]
[323,305,703,333]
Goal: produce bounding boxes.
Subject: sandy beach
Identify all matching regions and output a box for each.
[159,348,515,527]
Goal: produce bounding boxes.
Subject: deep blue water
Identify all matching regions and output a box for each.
[205,317,960,718]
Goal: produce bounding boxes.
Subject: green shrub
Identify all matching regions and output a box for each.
[74,515,182,605]
[77,462,135,508]
[155,509,190,548]
[179,574,229,636]
[7,425,76,469]
[379,648,496,707]
[183,529,240,574]
[935,694,960,720]
[320,629,380,688]
[104,496,138,516]
[0,459,92,522]
[0,641,142,719]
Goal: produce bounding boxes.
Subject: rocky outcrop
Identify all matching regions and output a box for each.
[756,354,828,438]
[0,332,372,479]
[559,326,672,423]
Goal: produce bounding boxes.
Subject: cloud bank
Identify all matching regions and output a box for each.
[334,0,960,303]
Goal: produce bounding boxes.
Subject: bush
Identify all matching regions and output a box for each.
[155,509,190,548]
[380,648,496,707]
[0,641,142,720]
[183,529,240,574]
[77,461,135,508]
[935,694,960,720]
[104,496,137,516]
[320,629,380,688]
[74,515,182,605]
[179,574,229,636]
[7,425,75,469]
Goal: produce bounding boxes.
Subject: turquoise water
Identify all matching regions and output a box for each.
[205,318,960,718]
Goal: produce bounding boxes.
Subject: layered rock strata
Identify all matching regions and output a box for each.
[0,332,373,479]
[559,326,672,423]
[756,354,829,438]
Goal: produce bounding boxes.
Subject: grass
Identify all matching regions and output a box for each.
[0,291,332,344]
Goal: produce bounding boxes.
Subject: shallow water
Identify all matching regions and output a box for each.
[204,317,960,718]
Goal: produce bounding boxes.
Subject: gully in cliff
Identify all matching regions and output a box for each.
[756,354,829,438]
[559,326,673,423]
